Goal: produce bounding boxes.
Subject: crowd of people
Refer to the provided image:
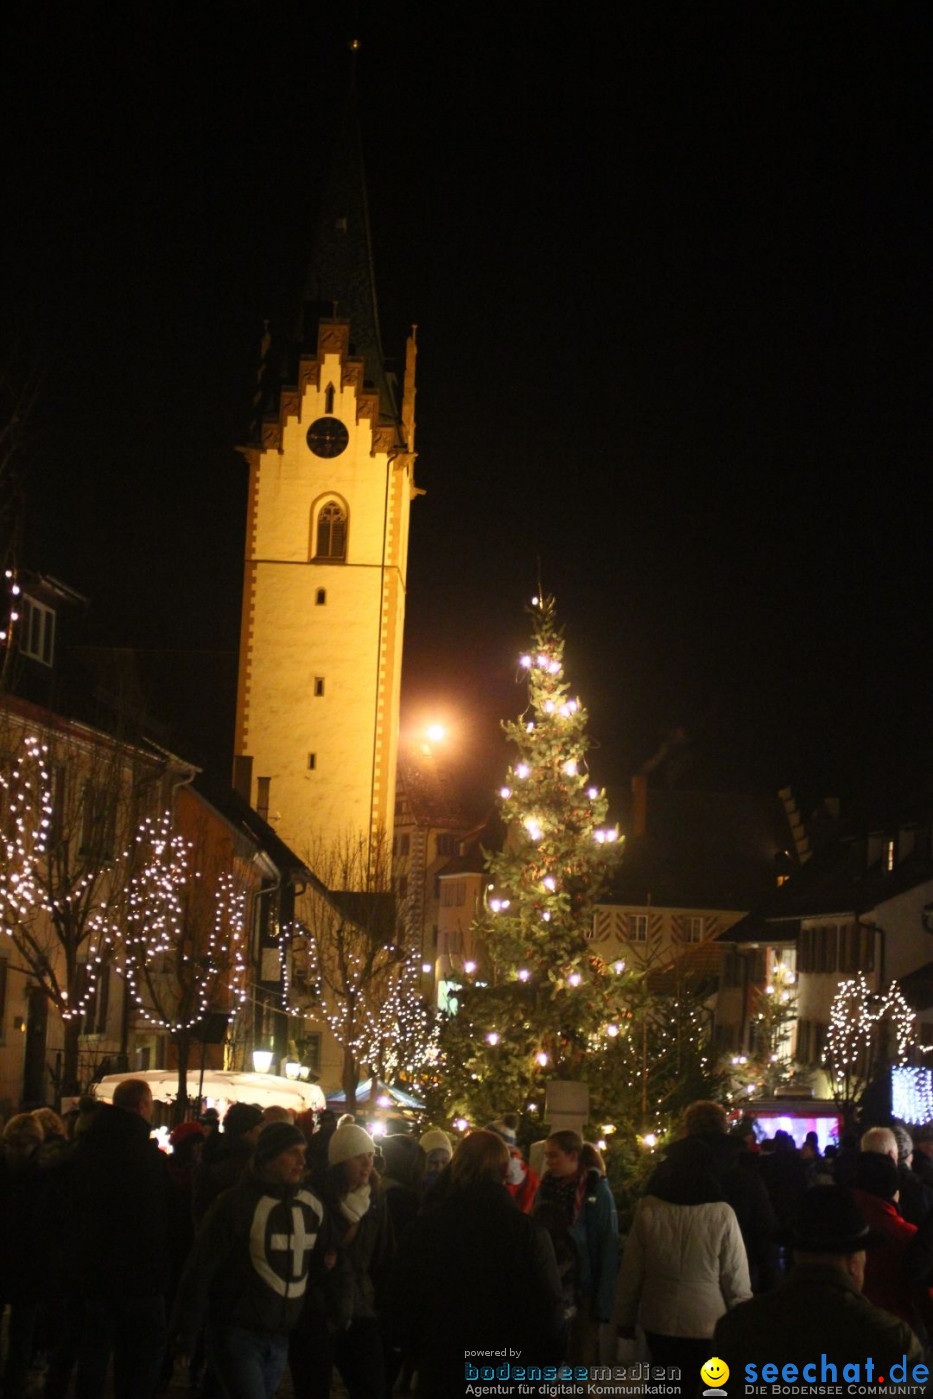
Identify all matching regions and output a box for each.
[3,1086,933,1398]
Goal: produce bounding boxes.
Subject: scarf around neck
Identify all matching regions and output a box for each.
[538,1167,589,1224]
[340,1182,372,1224]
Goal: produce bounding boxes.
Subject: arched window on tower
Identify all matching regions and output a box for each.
[314,500,347,561]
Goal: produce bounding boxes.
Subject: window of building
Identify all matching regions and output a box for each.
[713,1022,737,1053]
[721,949,744,989]
[886,839,895,872]
[441,879,466,907]
[324,384,335,414]
[436,832,454,857]
[307,753,316,771]
[398,833,410,857]
[79,784,116,860]
[684,915,705,943]
[76,962,109,1037]
[256,776,271,821]
[398,875,409,900]
[314,501,347,561]
[46,763,66,849]
[628,913,648,942]
[22,596,55,666]
[314,677,325,697]
[315,589,327,606]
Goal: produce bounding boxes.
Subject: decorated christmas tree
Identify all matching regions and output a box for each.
[438,595,632,1125]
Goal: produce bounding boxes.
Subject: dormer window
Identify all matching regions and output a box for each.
[22,596,55,666]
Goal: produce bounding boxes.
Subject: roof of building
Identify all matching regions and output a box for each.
[192,773,312,883]
[300,74,398,426]
[719,799,933,942]
[602,787,790,911]
[644,938,724,995]
[249,62,402,444]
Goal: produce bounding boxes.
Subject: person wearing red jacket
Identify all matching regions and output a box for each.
[851,1151,933,1336]
[506,1146,540,1213]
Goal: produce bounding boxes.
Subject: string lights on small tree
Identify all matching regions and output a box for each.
[0,726,142,1095]
[823,971,932,1118]
[116,811,247,1111]
[297,834,436,1112]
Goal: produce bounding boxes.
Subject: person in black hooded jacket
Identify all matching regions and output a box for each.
[678,1099,779,1291]
[68,1079,169,1399]
[389,1130,564,1399]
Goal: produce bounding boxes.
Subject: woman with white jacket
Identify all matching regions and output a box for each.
[613,1129,752,1375]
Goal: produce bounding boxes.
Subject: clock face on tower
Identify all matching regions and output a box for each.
[306,417,349,458]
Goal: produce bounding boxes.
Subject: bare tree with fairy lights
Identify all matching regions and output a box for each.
[295,834,437,1112]
[0,720,164,1096]
[116,809,249,1117]
[823,971,931,1122]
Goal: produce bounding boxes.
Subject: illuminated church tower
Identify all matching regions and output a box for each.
[233,87,417,860]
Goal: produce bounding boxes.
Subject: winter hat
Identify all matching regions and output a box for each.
[485,1117,518,1148]
[419,1128,452,1157]
[890,1123,914,1164]
[223,1102,264,1139]
[255,1121,306,1164]
[169,1120,205,1149]
[381,1134,422,1187]
[854,1151,900,1202]
[328,1122,376,1165]
[789,1184,887,1254]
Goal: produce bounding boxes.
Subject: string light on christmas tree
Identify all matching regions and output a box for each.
[435,592,632,1126]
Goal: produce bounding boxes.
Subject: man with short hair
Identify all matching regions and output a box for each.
[70,1078,168,1399]
[861,1125,898,1161]
[174,1120,342,1399]
[713,1186,925,1377]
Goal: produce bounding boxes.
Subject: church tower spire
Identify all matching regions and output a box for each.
[233,55,418,862]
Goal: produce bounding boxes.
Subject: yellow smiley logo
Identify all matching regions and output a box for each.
[701,1358,729,1388]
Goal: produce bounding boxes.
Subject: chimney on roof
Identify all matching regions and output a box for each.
[631,773,647,838]
[778,786,811,865]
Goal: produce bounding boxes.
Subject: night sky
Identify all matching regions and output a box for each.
[3,3,931,819]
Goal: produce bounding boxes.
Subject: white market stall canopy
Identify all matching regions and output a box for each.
[93,1069,326,1115]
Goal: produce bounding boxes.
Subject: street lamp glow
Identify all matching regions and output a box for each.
[426,723,446,743]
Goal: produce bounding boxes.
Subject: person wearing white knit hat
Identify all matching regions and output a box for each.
[290,1119,390,1399]
[418,1128,452,1194]
[328,1122,376,1168]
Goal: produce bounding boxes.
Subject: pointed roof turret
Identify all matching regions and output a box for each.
[301,43,398,426]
